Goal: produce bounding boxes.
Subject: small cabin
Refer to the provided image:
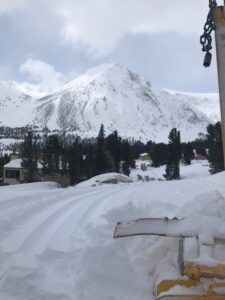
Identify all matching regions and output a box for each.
[138,153,151,161]
[4,159,23,184]
[3,159,43,185]
[3,158,70,186]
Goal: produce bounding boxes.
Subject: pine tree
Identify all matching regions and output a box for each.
[94,124,111,175]
[192,139,207,157]
[164,128,181,180]
[61,147,68,176]
[122,140,135,176]
[21,131,38,183]
[183,142,194,165]
[132,140,145,159]
[42,135,62,174]
[149,142,168,167]
[0,153,9,180]
[68,139,83,185]
[207,122,224,174]
[82,144,95,179]
[106,130,122,172]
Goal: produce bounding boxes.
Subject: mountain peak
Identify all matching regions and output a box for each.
[64,63,140,92]
[84,62,125,75]
[34,63,213,142]
[0,63,218,142]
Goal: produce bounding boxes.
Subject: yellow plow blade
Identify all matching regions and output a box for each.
[183,262,225,280]
[156,281,225,300]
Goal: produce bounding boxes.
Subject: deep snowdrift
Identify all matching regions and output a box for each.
[0,162,225,300]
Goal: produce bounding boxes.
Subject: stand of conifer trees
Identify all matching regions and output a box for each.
[19,122,225,185]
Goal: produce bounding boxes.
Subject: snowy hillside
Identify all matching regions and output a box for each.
[0,81,37,127]
[1,162,225,300]
[0,64,220,142]
[167,89,220,122]
[34,64,212,142]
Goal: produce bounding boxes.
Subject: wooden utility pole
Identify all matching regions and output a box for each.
[213,5,225,168]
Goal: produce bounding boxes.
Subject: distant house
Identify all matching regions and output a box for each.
[3,159,43,185]
[195,154,207,160]
[193,149,207,161]
[138,153,151,161]
[3,158,70,186]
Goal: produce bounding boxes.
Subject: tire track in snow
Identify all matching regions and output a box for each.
[48,186,129,252]
[0,187,107,244]
[1,188,107,253]
[0,190,60,211]
[17,188,123,255]
[0,185,105,212]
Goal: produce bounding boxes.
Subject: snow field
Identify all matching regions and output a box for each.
[0,163,225,299]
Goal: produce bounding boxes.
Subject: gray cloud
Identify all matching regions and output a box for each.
[106,31,217,92]
[20,58,66,94]
[55,0,210,56]
[0,0,28,14]
[0,0,221,92]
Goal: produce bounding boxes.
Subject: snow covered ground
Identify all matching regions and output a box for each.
[0,161,225,300]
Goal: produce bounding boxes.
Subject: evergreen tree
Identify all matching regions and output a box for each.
[41,148,48,176]
[106,130,122,172]
[42,135,62,174]
[61,147,68,175]
[183,142,194,165]
[21,131,38,183]
[68,139,83,185]
[122,140,135,176]
[82,144,95,179]
[94,124,111,175]
[132,140,146,159]
[164,128,181,180]
[0,153,10,180]
[207,122,224,174]
[149,142,168,167]
[191,137,207,157]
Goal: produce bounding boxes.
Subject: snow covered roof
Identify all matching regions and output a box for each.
[4,159,42,169]
[4,159,22,169]
[139,153,149,157]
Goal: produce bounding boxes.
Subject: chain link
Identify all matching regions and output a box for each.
[200,0,217,66]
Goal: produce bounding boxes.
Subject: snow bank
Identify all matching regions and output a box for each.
[0,169,225,299]
[77,172,132,187]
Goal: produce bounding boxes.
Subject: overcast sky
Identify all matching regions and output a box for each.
[0,0,224,94]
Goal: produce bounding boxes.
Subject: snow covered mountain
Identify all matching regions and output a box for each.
[34,64,214,142]
[0,64,220,141]
[0,81,37,127]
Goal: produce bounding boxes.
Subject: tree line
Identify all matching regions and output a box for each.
[18,121,225,185]
[155,122,224,179]
[21,124,135,184]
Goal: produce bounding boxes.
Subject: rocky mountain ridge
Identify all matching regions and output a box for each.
[0,64,220,142]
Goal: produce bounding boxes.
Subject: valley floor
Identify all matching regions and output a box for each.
[0,161,225,300]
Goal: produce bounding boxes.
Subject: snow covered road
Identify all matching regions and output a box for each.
[0,167,225,300]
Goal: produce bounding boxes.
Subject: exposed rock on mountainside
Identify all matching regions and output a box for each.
[34,64,213,142]
[0,81,36,127]
[0,64,219,142]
